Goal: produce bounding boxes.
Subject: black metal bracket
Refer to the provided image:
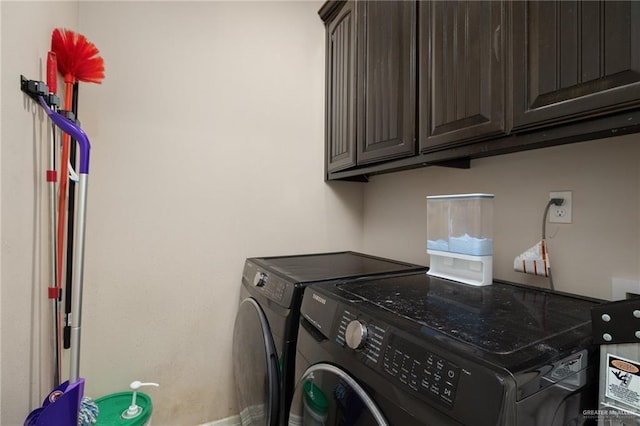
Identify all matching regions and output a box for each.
[591,298,640,345]
[20,75,61,110]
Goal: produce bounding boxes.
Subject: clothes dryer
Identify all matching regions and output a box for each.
[289,272,602,425]
[232,252,426,426]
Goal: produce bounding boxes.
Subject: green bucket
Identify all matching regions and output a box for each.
[94,392,153,426]
[303,380,328,426]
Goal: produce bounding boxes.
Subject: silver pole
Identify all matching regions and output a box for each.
[69,173,88,384]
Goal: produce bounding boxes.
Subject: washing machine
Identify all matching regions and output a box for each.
[232,251,427,426]
[289,272,603,425]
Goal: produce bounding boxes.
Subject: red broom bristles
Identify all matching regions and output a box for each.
[51,28,105,84]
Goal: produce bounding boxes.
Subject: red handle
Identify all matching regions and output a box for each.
[47,51,57,94]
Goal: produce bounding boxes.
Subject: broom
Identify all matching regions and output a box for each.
[51,26,104,351]
[51,28,104,426]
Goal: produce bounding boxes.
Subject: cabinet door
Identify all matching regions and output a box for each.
[356,1,416,165]
[326,1,357,173]
[420,1,506,152]
[512,1,640,130]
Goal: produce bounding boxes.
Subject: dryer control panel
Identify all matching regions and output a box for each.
[382,333,460,407]
[242,261,290,306]
[336,309,386,365]
[333,307,460,408]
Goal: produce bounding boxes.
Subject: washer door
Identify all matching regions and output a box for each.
[233,298,280,426]
[288,363,388,426]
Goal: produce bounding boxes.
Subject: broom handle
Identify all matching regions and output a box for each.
[63,82,80,350]
[56,78,73,292]
[39,97,91,384]
[46,51,62,388]
[48,123,60,386]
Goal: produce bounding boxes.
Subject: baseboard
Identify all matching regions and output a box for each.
[197,414,241,426]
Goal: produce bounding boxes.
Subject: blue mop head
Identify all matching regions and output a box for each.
[78,397,99,426]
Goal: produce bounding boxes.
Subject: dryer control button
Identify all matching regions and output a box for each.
[253,272,267,287]
[345,320,368,350]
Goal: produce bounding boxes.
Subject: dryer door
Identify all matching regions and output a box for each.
[233,298,280,426]
[288,363,388,426]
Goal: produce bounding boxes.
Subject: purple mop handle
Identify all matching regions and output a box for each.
[38,96,90,174]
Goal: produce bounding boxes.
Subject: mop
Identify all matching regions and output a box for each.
[20,79,98,426]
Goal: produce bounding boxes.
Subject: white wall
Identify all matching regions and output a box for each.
[362,134,640,300]
[2,1,364,425]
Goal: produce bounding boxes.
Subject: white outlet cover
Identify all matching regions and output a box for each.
[549,191,572,224]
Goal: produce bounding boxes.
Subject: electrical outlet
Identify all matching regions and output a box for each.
[549,191,572,223]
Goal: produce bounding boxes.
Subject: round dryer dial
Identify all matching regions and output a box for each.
[253,271,267,287]
[345,320,368,350]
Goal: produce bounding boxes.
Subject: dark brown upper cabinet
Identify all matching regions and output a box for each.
[356,1,417,165]
[320,0,640,181]
[324,1,357,173]
[511,1,640,131]
[419,1,506,152]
